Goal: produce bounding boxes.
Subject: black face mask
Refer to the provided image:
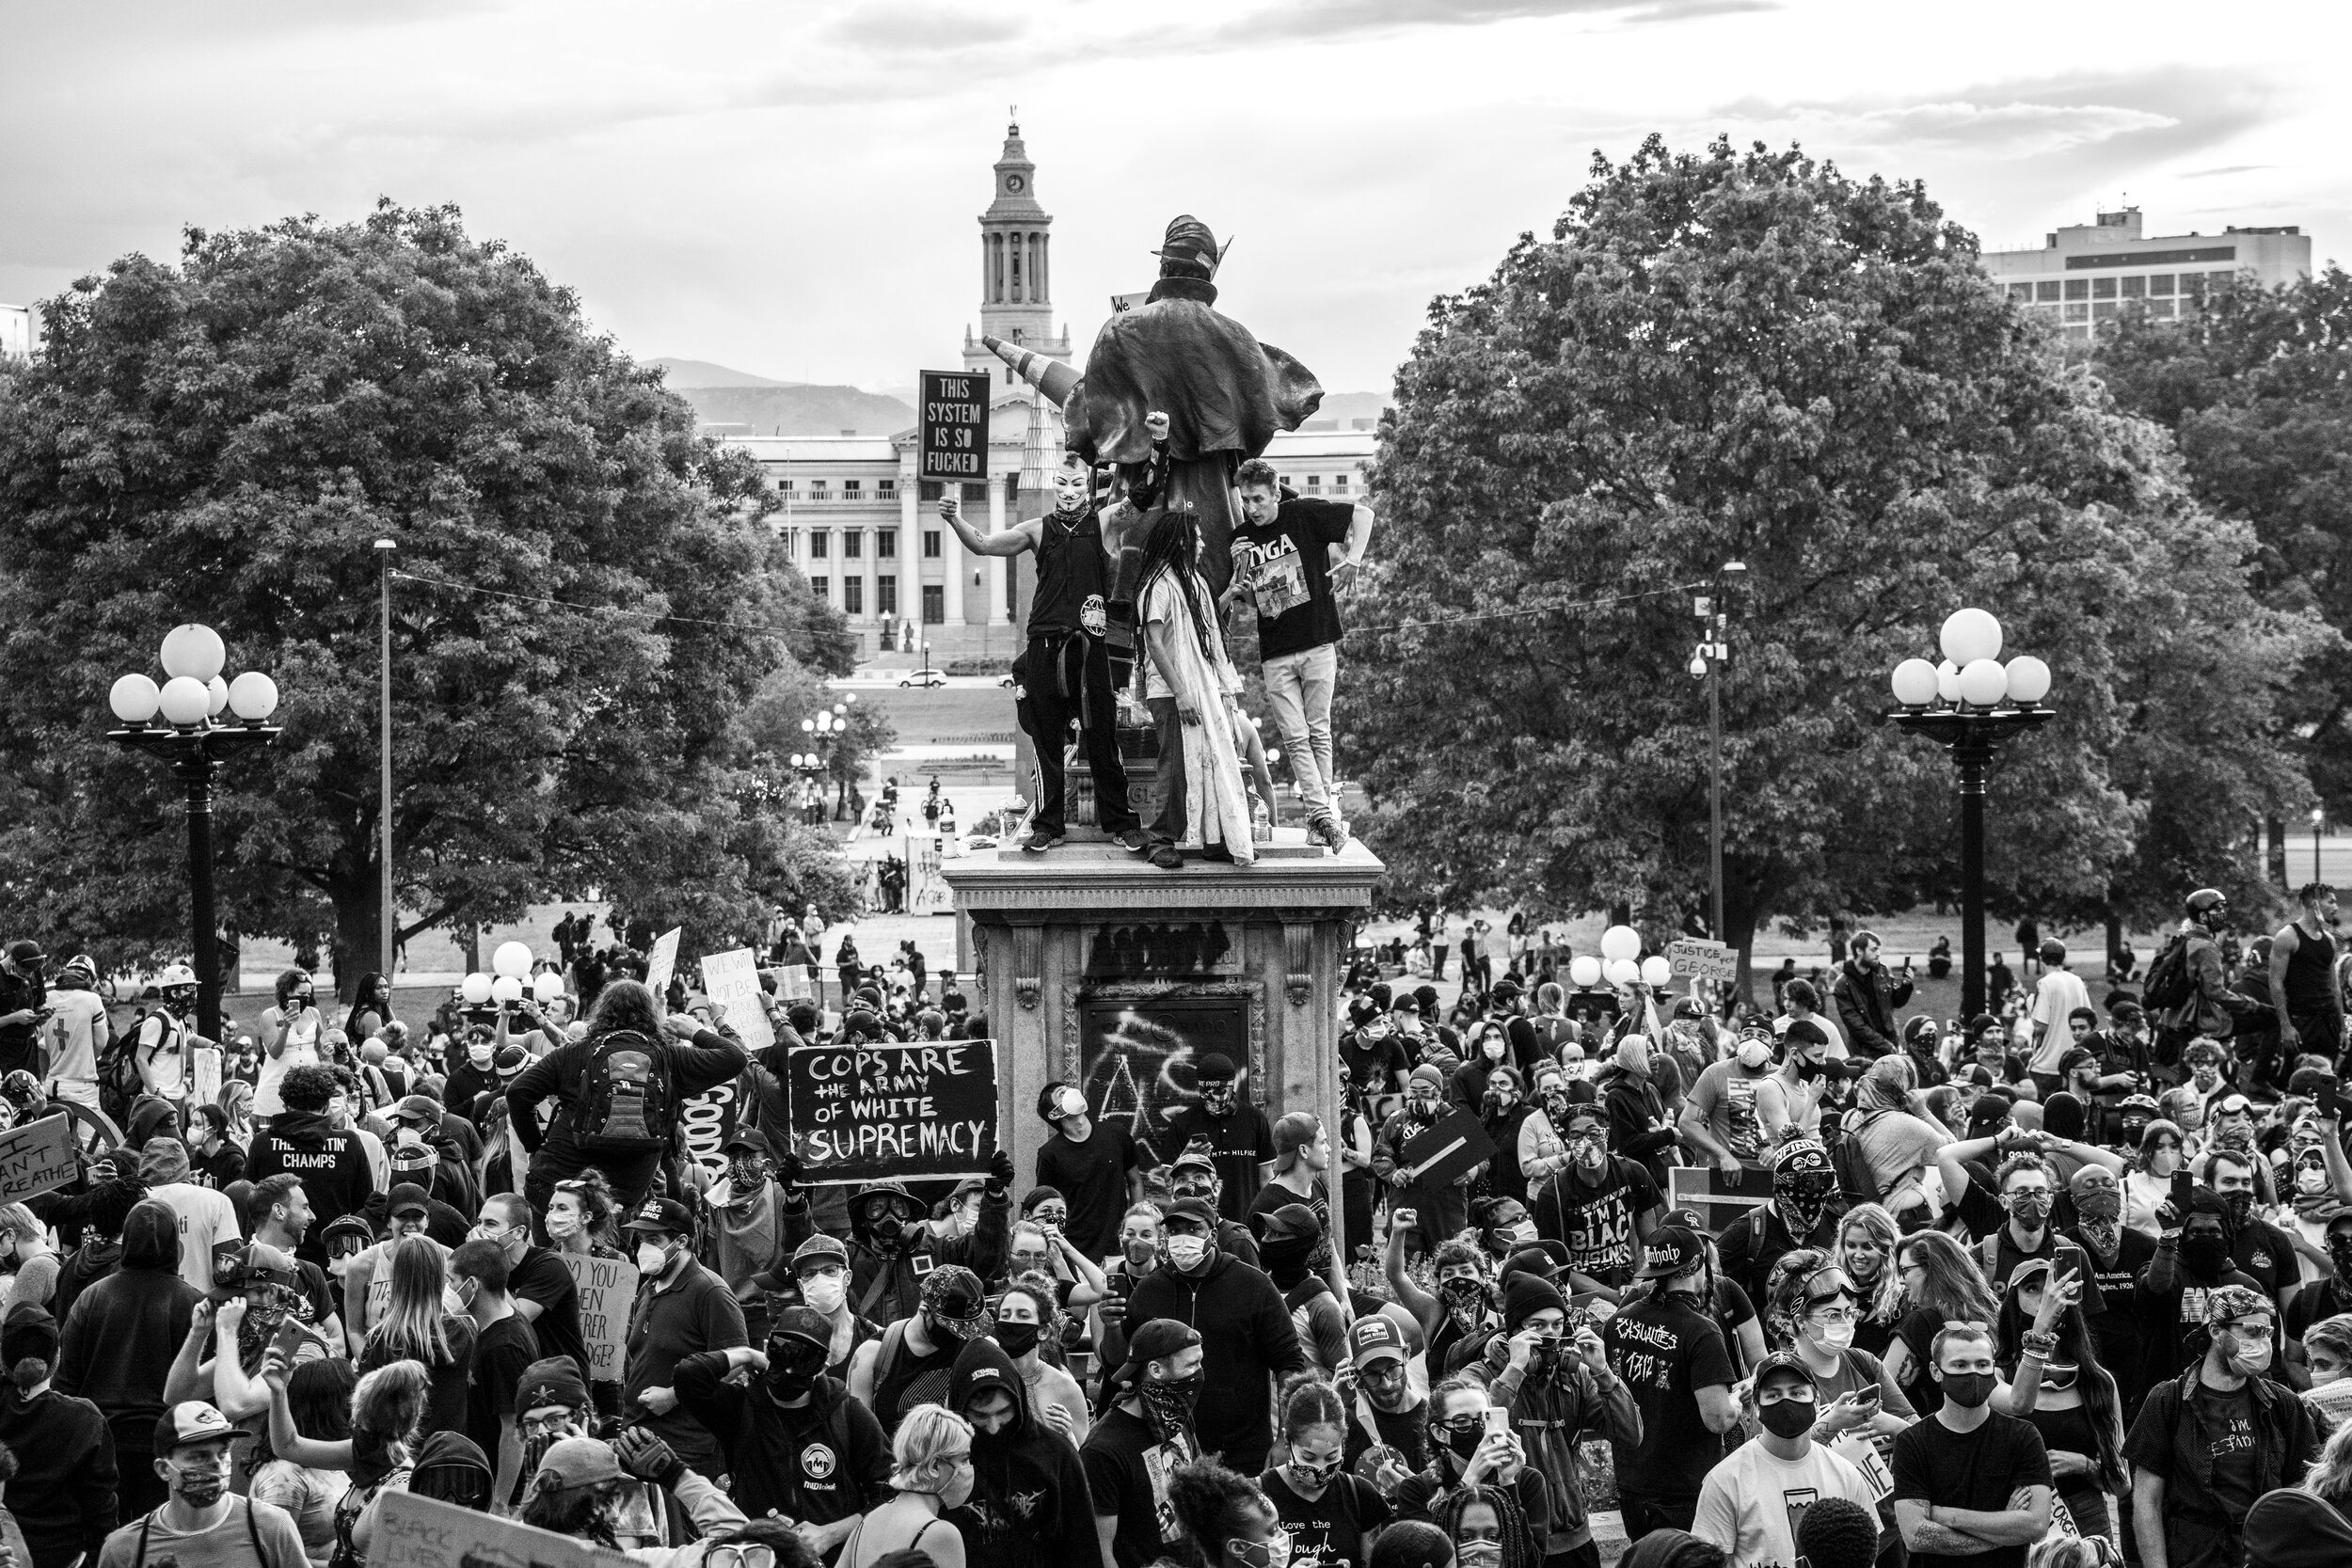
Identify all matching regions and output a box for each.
[764,1342,826,1401]
[993,1321,1042,1358]
[1442,1424,1483,1461]
[2221,1191,2255,1228]
[1939,1371,1994,1410]
[2179,1232,2231,1277]
[1260,1235,1314,1288]
[1758,1398,1816,1438]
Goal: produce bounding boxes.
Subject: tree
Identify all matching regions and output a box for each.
[0,202,857,989]
[1346,136,2325,985]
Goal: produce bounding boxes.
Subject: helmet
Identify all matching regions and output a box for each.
[156,962,198,992]
[2185,888,2229,927]
[0,1072,43,1118]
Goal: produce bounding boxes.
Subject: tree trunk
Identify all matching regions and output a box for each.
[329,882,381,1004]
[2267,815,2289,891]
[2105,908,2126,976]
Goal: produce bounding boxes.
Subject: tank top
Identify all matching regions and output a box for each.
[2024,1399,2103,1494]
[1029,506,1106,637]
[2283,921,2340,1015]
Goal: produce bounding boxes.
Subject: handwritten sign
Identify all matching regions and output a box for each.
[699,947,775,1053]
[1398,1109,1495,1189]
[1109,291,1151,314]
[372,1487,635,1568]
[785,1040,998,1185]
[0,1114,80,1202]
[1832,1432,1895,1501]
[918,370,990,481]
[559,1253,641,1384]
[1666,1164,1770,1234]
[1665,939,1737,984]
[678,1077,741,1178]
[645,927,683,999]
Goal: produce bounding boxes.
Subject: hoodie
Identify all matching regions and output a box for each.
[2244,1489,2352,1568]
[1125,1251,1311,1470]
[946,1338,1098,1568]
[0,1305,119,1568]
[671,1352,891,1528]
[407,1430,495,1512]
[53,1199,200,1457]
[245,1109,376,1268]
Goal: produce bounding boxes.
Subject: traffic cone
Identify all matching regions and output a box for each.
[981,335,1078,408]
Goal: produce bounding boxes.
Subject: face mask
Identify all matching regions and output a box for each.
[1483,1041,1505,1062]
[1794,1055,1824,1083]
[2225,1329,2274,1375]
[2179,1233,2230,1276]
[1362,1023,1391,1042]
[2193,1071,2221,1093]
[2151,1148,2182,1178]
[547,1209,580,1240]
[2074,1187,2122,1225]
[1758,1397,1817,1438]
[1287,1453,1343,1490]
[1939,1371,1994,1409]
[1778,1184,1832,1237]
[993,1320,1042,1358]
[1458,1544,1502,1568]
[764,1345,824,1401]
[2221,1191,2255,1227]
[870,1214,904,1247]
[1140,1370,1201,1436]
[2007,1194,2050,1227]
[1201,1089,1235,1115]
[1408,1098,1438,1124]
[635,1241,673,1277]
[1231,1536,1293,1568]
[1438,1275,1490,1325]
[1505,1220,1537,1247]
[1574,1138,1608,1173]
[468,1045,493,1069]
[1816,1319,1855,1351]
[1738,1040,1772,1070]
[1165,1235,1211,1272]
[1123,1238,1158,1270]
[2298,1165,2331,1196]
[172,1465,228,1509]
[1443,1424,1484,1461]
[2328,1236,2352,1278]
[801,1273,847,1315]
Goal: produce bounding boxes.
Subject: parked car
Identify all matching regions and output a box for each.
[899,668,948,689]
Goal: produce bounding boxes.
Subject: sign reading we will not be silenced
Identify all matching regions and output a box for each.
[785,1040,998,1186]
[0,1115,81,1203]
[918,371,990,482]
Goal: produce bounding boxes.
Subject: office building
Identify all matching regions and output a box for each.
[1981,207,2311,341]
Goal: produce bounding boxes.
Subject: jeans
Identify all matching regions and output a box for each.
[1145,696,1187,852]
[1262,642,1339,820]
[1024,632,1138,837]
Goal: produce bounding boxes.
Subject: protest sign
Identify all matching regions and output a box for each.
[192,1044,222,1109]
[1665,939,1737,984]
[1109,291,1151,314]
[645,927,682,998]
[678,1077,742,1178]
[0,1115,80,1203]
[373,1487,635,1568]
[699,947,775,1052]
[559,1253,640,1384]
[918,371,989,482]
[1398,1109,1496,1189]
[786,1039,997,1185]
[1665,1164,1770,1233]
[1832,1432,1896,1501]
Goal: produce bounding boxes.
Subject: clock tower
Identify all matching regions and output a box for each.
[963,115,1070,398]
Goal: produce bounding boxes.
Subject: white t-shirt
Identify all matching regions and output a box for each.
[2027,969,2095,1074]
[1692,1436,1880,1568]
[145,1180,242,1295]
[344,1235,461,1335]
[255,1006,324,1117]
[136,1011,189,1101]
[46,990,108,1081]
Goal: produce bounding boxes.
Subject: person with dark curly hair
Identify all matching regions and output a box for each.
[244,1066,375,1271]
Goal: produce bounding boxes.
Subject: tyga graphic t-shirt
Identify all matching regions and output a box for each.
[1235,498,1352,659]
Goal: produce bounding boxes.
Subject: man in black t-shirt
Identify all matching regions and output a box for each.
[453,1238,542,1512]
[1165,1053,1275,1223]
[1230,458,1374,853]
[1530,1105,1661,1293]
[475,1195,594,1388]
[1601,1226,1740,1539]
[1082,1319,1204,1568]
[1891,1320,2054,1568]
[1033,1083,1144,1260]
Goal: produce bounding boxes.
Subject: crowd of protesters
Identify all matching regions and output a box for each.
[0,884,2347,1568]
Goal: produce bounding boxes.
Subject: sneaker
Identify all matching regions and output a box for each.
[1310,816,1352,853]
[1112,829,1149,853]
[1019,828,1064,853]
[1149,847,1184,870]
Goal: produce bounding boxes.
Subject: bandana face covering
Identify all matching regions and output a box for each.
[1438,1275,1491,1327]
[1139,1370,1201,1439]
[2074,1186,2122,1226]
[1777,1178,1834,1237]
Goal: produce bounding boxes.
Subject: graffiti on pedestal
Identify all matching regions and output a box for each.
[1071,985,1263,1168]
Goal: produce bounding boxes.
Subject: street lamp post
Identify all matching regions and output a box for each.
[1688,562,1746,940]
[1886,609,2055,1021]
[2313,807,2326,886]
[106,625,282,1045]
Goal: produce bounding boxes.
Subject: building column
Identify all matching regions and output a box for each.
[985,474,1009,626]
[898,481,922,648]
[860,527,878,640]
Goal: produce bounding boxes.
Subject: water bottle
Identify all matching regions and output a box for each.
[1251,792,1273,844]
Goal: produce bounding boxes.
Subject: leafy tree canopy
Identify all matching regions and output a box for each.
[0,201,862,989]
[1347,136,2324,975]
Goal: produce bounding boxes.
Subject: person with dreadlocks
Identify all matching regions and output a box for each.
[1713,1138,1841,1308]
[1436,1482,1545,1568]
[1136,502,1255,870]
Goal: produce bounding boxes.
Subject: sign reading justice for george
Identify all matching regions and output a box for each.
[918,371,990,481]
[785,1040,998,1185]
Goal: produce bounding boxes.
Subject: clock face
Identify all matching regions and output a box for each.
[1006,175,1025,192]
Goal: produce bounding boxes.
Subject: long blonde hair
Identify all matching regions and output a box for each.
[1836,1203,1906,1326]
[364,1236,459,1368]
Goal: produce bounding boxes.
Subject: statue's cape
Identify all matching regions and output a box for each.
[1064,285,1323,467]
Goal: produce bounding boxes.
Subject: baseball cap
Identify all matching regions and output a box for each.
[1348,1315,1408,1370]
[241,1242,298,1290]
[516,1357,589,1419]
[1260,1203,1322,1244]
[722,1126,772,1159]
[918,1265,989,1338]
[387,1182,431,1220]
[623,1196,695,1235]
[1162,1196,1218,1231]
[1635,1225,1705,1279]
[533,1435,625,1492]
[391,1095,441,1124]
[1170,1142,1217,1176]
[153,1401,252,1456]
[492,1044,529,1073]
[1121,1318,1201,1373]
[1661,1206,1706,1230]
[2205,1284,2272,1327]
[769,1305,833,1353]
[1754,1349,1816,1387]
[4,941,42,966]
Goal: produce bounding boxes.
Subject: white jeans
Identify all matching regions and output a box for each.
[46,1077,101,1112]
[1262,641,1339,819]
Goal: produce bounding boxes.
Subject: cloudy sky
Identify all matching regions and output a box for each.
[3,1,2338,394]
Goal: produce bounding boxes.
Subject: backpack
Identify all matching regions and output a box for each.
[2144,932,2197,1014]
[572,1030,673,1154]
[1832,1111,1884,1209]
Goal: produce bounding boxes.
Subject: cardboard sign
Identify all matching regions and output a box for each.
[1109,291,1152,315]
[1666,939,1738,984]
[785,1040,998,1185]
[0,1114,80,1202]
[191,1044,222,1109]
[372,1487,636,1568]
[678,1077,741,1178]
[645,927,683,999]
[1832,1432,1895,1501]
[1666,1164,1770,1234]
[699,947,776,1053]
[559,1252,641,1384]
[918,370,990,481]
[1398,1109,1496,1189]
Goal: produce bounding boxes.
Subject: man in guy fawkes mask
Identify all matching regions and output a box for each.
[672,1309,890,1561]
[1716,1137,1840,1307]
[782,1151,1013,1327]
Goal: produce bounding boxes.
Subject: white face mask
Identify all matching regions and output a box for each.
[1165,1235,1210,1271]
[1738,1040,1772,1070]
[635,1241,672,1277]
[2152,1148,2182,1178]
[547,1208,580,1240]
[2298,1166,2330,1196]
[1506,1221,1537,1246]
[802,1273,848,1315]
[468,1045,493,1069]
[1817,1319,1856,1351]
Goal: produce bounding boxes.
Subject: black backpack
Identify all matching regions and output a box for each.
[2144,932,2197,1013]
[1832,1111,1884,1209]
[572,1030,673,1154]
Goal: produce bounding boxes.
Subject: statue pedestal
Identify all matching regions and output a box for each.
[944,835,1383,1259]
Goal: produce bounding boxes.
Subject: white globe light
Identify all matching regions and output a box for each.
[1890,657,1939,707]
[1605,958,1640,987]
[1599,924,1642,963]
[492,941,534,979]
[1569,956,1602,988]
[460,973,493,1005]
[228,672,279,722]
[1939,608,2002,668]
[110,673,161,724]
[159,624,227,683]
[1957,657,2009,706]
[533,972,566,1003]
[1689,656,1708,679]
[1935,660,1961,703]
[1641,955,1674,988]
[1267,749,1281,764]
[2005,654,2052,705]
[157,675,212,727]
[491,974,525,1004]
[801,719,816,734]
[206,675,229,717]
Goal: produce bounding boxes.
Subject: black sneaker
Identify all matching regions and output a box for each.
[1112,829,1149,853]
[1310,817,1351,853]
[1149,847,1184,870]
[1020,828,1064,853]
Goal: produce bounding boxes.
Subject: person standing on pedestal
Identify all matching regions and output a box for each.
[939,450,1145,854]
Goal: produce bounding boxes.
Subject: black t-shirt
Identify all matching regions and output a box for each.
[1338,1391,1430,1475]
[1532,1160,1660,1288]
[1260,1467,1391,1568]
[2228,1217,2300,1299]
[465,1312,541,1465]
[294,1260,338,1333]
[1165,1102,1277,1222]
[1082,1405,1198,1568]
[1034,1122,1141,1261]
[2286,1275,2352,1343]
[2067,1226,2157,1397]
[1602,1291,1736,1499]
[508,1247,593,1386]
[1236,496,1352,659]
[1891,1412,2054,1568]
[1338,1031,1411,1097]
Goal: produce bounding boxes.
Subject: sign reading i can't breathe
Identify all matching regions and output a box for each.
[919,371,990,481]
[0,1115,81,1202]
[785,1040,998,1185]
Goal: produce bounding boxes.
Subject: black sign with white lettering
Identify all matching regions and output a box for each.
[918,370,991,481]
[784,1040,999,1185]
